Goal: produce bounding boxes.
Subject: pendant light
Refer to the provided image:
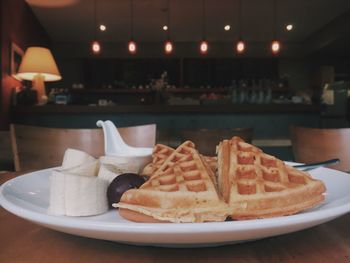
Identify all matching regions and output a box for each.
[199,0,208,54]
[91,0,101,54]
[128,0,137,54]
[271,0,281,55]
[235,0,245,54]
[164,0,173,54]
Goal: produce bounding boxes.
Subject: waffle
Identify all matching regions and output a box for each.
[116,141,230,223]
[141,144,174,177]
[142,144,218,178]
[217,137,326,220]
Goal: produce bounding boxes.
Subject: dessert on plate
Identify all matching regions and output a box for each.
[116,141,231,223]
[217,137,326,220]
[116,137,326,222]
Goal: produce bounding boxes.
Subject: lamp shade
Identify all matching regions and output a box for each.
[17,47,61,82]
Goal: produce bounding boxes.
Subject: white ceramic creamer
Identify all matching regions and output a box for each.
[96,120,152,172]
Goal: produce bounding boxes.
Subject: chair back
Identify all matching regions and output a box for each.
[0,131,14,171]
[290,126,350,172]
[180,128,254,156]
[10,123,156,172]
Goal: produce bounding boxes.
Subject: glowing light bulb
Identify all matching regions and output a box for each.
[164,41,173,54]
[200,40,208,54]
[236,40,245,54]
[224,25,231,31]
[99,24,106,31]
[128,40,137,54]
[163,25,168,31]
[91,40,101,54]
[286,24,293,31]
[271,40,281,54]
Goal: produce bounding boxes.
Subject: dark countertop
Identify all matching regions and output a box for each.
[11,104,323,115]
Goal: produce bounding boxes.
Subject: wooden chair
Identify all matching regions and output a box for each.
[0,130,14,171]
[10,123,156,172]
[290,126,350,172]
[180,128,254,156]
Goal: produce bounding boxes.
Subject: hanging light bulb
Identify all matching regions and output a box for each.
[164,40,173,54]
[128,40,137,54]
[271,0,281,55]
[200,40,209,54]
[91,0,101,54]
[128,0,137,54]
[235,0,246,54]
[236,40,245,54]
[163,0,174,55]
[271,40,281,54]
[199,0,208,55]
[91,40,101,54]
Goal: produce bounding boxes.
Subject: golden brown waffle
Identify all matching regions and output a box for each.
[204,156,218,173]
[116,141,230,223]
[141,144,174,177]
[142,144,218,178]
[217,137,326,220]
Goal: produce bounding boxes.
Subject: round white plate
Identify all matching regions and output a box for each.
[1,166,350,247]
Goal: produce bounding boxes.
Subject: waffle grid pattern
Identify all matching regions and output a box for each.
[143,143,217,177]
[228,138,309,196]
[145,159,209,193]
[142,141,219,194]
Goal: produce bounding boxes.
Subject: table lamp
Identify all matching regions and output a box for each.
[16,47,62,104]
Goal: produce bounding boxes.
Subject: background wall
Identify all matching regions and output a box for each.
[0,0,50,130]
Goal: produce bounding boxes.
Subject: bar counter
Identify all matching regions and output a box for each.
[12,104,322,115]
[10,104,322,160]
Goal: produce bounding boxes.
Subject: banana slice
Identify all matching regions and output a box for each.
[64,173,108,216]
[100,155,140,170]
[62,148,95,169]
[48,170,66,215]
[98,162,139,183]
[62,159,100,177]
[49,153,107,216]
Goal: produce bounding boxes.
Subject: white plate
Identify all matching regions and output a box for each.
[1,166,350,247]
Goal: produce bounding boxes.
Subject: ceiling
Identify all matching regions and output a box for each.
[27,0,350,45]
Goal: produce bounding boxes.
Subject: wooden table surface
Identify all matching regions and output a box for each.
[1,172,350,263]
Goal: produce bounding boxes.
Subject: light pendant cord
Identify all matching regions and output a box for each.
[202,0,206,40]
[94,0,97,39]
[238,0,242,39]
[130,0,134,40]
[167,0,170,40]
[273,0,277,39]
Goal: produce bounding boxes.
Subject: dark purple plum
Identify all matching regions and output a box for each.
[107,173,145,207]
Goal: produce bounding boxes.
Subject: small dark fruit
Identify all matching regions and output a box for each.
[107,173,145,207]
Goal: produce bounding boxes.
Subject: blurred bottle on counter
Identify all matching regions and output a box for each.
[54,88,70,105]
[230,80,238,104]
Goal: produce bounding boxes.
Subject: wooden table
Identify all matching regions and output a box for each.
[1,172,350,263]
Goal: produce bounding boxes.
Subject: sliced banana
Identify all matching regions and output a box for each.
[49,149,148,217]
[49,151,107,216]
[98,163,138,183]
[61,159,100,177]
[100,155,140,170]
[48,170,66,215]
[48,169,108,216]
[62,148,95,169]
[64,173,108,216]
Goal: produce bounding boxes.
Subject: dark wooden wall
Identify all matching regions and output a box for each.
[0,0,50,130]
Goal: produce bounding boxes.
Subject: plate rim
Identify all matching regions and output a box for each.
[1,167,350,236]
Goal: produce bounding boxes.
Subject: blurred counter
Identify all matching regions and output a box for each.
[11,104,321,115]
[10,104,323,161]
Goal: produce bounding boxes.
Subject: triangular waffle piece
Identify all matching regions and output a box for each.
[217,137,326,220]
[204,156,218,174]
[142,143,217,178]
[116,141,230,223]
[142,144,174,177]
